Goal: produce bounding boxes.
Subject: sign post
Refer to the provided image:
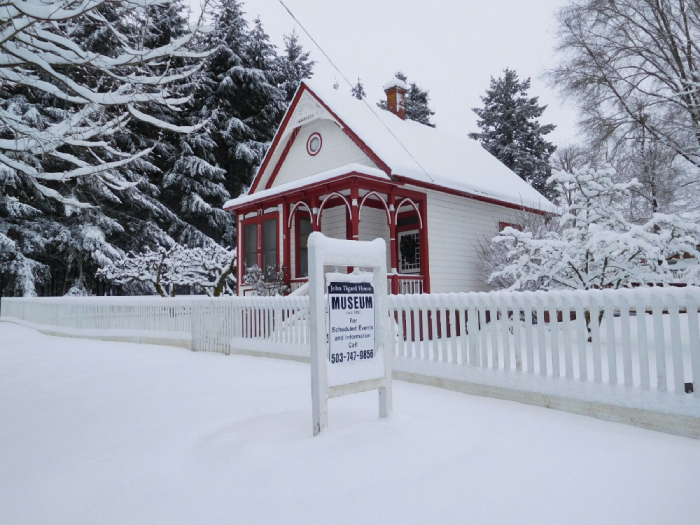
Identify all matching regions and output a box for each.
[308,232,392,436]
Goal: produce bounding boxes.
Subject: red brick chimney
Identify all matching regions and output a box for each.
[384,78,408,120]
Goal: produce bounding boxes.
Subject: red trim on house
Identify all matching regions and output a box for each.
[282,201,291,288]
[239,211,280,276]
[306,132,322,156]
[248,83,391,195]
[249,87,307,194]
[294,210,312,279]
[265,127,300,190]
[302,85,392,175]
[225,172,394,212]
[237,218,243,295]
[499,221,524,232]
[391,175,552,217]
[419,198,431,293]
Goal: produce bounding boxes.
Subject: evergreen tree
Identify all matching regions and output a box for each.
[200,2,288,198]
[351,78,366,100]
[378,71,435,127]
[279,30,315,102]
[0,0,211,296]
[469,69,556,199]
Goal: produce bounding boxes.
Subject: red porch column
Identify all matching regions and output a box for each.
[237,212,243,296]
[350,185,359,240]
[282,200,291,289]
[389,193,399,295]
[420,198,430,294]
[311,195,321,231]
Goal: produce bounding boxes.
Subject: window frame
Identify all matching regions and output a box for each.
[499,221,523,232]
[395,210,422,275]
[295,211,313,278]
[240,211,280,273]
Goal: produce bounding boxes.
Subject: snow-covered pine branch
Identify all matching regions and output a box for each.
[491,166,700,290]
[97,244,237,297]
[0,0,214,202]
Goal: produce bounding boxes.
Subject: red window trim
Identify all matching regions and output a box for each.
[306,132,322,156]
[294,211,312,278]
[499,221,523,232]
[395,210,422,275]
[240,211,280,271]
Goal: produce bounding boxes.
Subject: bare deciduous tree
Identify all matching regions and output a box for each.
[549,0,700,171]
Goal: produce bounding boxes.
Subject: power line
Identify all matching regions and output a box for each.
[276,0,434,183]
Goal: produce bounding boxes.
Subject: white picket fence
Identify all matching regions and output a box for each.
[2,287,700,401]
[388,287,700,399]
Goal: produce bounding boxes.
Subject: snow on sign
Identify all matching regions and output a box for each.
[328,281,375,365]
[308,233,392,436]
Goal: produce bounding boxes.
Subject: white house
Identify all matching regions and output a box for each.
[223,79,557,295]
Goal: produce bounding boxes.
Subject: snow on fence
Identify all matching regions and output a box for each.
[1,295,310,359]
[2,288,700,401]
[388,287,700,399]
[1,296,193,333]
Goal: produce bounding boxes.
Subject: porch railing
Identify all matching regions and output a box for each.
[395,275,424,295]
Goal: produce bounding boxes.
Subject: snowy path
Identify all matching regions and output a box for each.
[1,322,699,525]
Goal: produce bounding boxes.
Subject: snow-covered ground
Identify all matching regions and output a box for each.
[1,322,699,525]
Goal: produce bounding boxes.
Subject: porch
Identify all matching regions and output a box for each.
[232,171,431,295]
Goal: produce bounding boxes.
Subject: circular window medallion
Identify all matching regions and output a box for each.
[306,132,322,156]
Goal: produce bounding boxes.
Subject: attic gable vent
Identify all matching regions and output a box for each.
[289,91,326,130]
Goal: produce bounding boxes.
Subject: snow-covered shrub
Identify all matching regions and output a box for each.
[242,265,289,296]
[491,166,700,290]
[477,210,559,290]
[97,245,236,297]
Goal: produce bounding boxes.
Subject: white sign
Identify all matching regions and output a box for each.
[308,233,392,436]
[328,281,375,365]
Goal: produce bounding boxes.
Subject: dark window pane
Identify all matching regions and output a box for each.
[397,215,419,227]
[244,223,258,269]
[262,219,277,275]
[298,217,312,277]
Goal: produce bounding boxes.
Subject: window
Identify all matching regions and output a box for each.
[244,223,258,269]
[297,217,313,277]
[306,133,322,156]
[242,216,278,278]
[499,222,523,232]
[262,219,277,276]
[399,230,420,274]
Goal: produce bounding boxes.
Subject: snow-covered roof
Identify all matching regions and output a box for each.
[224,164,389,209]
[303,79,557,213]
[226,80,558,214]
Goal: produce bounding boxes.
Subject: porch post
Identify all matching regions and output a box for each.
[350,185,359,240]
[282,200,291,289]
[311,195,320,231]
[237,213,243,296]
[420,197,430,294]
[389,193,399,295]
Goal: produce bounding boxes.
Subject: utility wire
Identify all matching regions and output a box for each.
[277,0,435,182]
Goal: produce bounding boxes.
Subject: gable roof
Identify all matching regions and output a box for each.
[226,80,557,214]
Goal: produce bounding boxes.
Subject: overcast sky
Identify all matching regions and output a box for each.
[192,0,580,145]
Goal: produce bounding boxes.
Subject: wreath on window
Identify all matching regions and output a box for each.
[400,235,418,265]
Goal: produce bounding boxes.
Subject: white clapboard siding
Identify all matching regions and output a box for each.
[271,120,376,189]
[421,188,524,293]
[320,204,347,239]
[358,206,391,270]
